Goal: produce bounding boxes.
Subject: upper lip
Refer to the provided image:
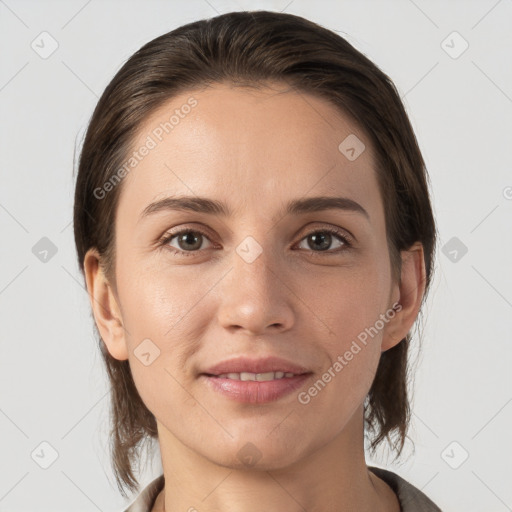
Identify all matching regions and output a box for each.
[202,356,312,376]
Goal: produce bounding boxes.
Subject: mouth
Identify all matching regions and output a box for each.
[204,371,302,381]
[199,356,313,403]
[200,371,313,404]
[202,355,311,376]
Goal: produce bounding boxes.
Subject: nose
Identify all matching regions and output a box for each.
[216,241,295,336]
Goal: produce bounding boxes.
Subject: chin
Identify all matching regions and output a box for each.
[200,434,308,472]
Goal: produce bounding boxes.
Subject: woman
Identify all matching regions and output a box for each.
[73,10,441,512]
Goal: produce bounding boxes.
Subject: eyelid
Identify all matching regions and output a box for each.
[295,223,355,246]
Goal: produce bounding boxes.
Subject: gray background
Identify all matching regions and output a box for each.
[1,0,511,510]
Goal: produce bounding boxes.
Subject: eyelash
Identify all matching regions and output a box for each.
[158,226,353,258]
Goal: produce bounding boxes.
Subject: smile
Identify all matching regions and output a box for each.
[201,372,313,403]
[211,371,297,381]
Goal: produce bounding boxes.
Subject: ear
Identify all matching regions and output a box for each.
[381,241,427,352]
[83,248,129,361]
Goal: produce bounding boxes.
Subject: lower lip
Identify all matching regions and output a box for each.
[201,373,313,404]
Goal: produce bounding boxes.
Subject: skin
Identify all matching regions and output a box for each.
[84,82,426,512]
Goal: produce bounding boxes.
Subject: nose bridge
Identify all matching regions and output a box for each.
[235,234,277,293]
[217,232,294,333]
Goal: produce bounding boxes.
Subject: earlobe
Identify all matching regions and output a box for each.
[83,248,129,361]
[381,242,427,352]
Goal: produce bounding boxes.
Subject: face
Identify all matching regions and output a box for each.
[91,82,409,471]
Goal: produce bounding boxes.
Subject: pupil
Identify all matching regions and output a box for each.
[310,233,330,251]
[180,232,201,250]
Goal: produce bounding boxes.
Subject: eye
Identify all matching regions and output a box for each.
[295,228,352,255]
[159,226,352,258]
[159,228,213,257]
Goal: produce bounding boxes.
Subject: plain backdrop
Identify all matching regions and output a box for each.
[1,0,511,511]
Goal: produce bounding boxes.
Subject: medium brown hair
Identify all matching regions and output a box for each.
[73,10,437,497]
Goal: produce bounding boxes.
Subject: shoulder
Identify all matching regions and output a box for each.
[368,466,442,511]
[123,474,165,512]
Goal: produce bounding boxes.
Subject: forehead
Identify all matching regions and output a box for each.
[117,82,382,225]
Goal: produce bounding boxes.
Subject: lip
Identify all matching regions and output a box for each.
[202,356,311,376]
[201,373,313,404]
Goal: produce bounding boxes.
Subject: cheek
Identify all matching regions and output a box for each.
[301,263,388,400]
[128,358,188,431]
[117,259,211,394]
[305,263,389,346]
[117,255,202,338]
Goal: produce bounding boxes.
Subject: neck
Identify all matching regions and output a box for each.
[154,404,398,512]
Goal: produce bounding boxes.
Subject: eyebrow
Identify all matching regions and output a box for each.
[139,195,370,223]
